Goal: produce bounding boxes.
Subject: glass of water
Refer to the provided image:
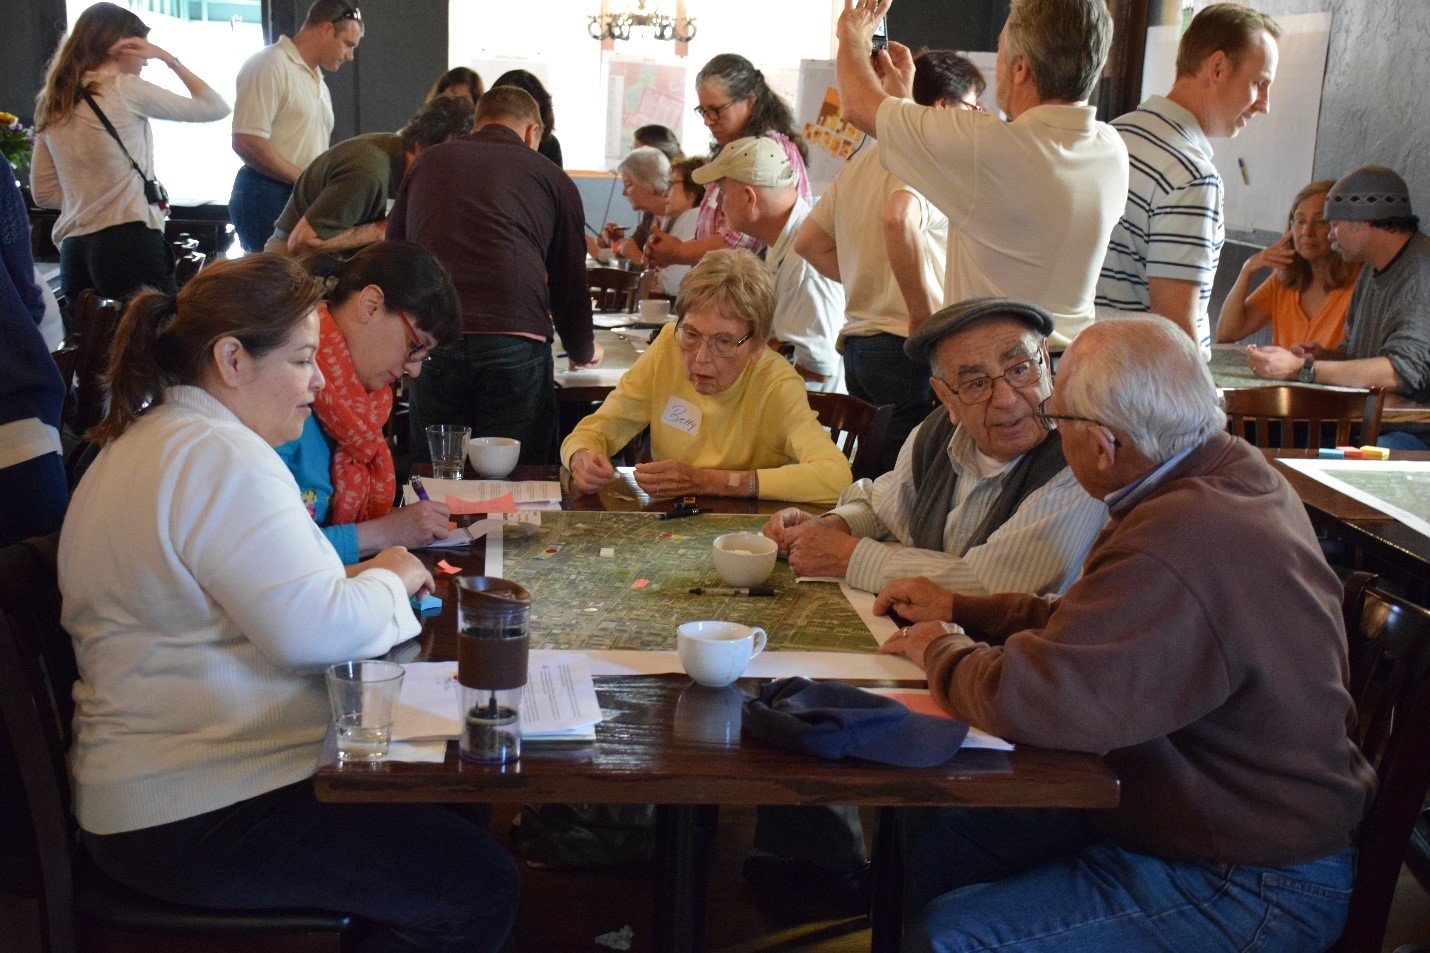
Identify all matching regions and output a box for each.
[425,424,471,480]
[325,660,405,761]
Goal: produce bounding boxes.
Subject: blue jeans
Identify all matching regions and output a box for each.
[84,779,519,953]
[1377,428,1430,452]
[842,332,932,476]
[408,334,557,467]
[230,165,293,253]
[902,807,1353,953]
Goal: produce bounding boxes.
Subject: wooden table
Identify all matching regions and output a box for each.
[313,473,1120,952]
[1212,344,1430,425]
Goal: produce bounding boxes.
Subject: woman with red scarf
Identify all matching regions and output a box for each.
[276,241,460,562]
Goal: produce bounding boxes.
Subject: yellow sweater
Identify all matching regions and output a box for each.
[561,325,852,505]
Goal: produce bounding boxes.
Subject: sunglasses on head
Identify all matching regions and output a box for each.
[331,4,362,23]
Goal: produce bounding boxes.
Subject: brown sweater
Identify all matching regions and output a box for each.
[928,432,1374,866]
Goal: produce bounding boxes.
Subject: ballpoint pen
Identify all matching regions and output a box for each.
[411,476,430,501]
[688,586,776,597]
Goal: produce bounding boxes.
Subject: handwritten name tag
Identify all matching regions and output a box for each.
[660,397,702,436]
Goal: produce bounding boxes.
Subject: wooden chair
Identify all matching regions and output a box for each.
[67,290,124,437]
[171,235,206,287]
[1331,572,1430,953]
[588,267,639,313]
[51,344,79,405]
[1223,385,1385,450]
[0,535,358,953]
[807,391,895,482]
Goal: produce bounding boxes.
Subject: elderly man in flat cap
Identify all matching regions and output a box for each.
[1249,164,1430,449]
[763,297,1107,597]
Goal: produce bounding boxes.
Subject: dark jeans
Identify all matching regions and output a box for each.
[230,165,293,253]
[409,334,558,467]
[60,221,176,302]
[0,452,68,547]
[843,332,932,477]
[83,779,519,953]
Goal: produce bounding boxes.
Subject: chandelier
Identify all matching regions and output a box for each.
[589,1,696,42]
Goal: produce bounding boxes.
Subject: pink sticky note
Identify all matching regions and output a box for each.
[445,493,517,515]
[631,578,650,589]
[436,559,462,575]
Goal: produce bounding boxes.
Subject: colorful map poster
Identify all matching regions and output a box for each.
[605,57,687,161]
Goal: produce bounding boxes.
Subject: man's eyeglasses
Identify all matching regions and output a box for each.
[693,101,738,122]
[1035,398,1121,445]
[395,310,431,362]
[331,4,362,23]
[675,320,753,359]
[952,98,984,112]
[941,354,1044,405]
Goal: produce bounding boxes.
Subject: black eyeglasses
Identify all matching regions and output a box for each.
[1035,398,1121,446]
[331,4,362,23]
[939,354,1044,405]
[693,101,738,122]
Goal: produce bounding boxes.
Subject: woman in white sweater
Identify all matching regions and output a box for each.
[31,2,229,301]
[59,254,519,952]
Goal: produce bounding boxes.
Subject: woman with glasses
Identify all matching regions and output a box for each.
[31,2,228,301]
[653,157,708,296]
[561,249,851,505]
[645,54,811,271]
[275,242,460,563]
[1216,180,1362,349]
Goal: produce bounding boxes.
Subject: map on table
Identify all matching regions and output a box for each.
[497,512,879,653]
[1280,459,1430,538]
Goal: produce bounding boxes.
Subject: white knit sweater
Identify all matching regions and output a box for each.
[59,386,418,835]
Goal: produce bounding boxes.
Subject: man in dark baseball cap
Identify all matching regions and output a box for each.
[1248,165,1430,448]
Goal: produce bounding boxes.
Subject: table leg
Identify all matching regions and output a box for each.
[869,807,904,953]
[652,804,718,953]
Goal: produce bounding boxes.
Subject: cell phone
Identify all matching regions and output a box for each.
[871,16,889,55]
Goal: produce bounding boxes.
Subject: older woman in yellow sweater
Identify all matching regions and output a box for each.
[561,249,851,506]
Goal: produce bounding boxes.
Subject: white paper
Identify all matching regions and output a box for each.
[556,367,627,388]
[404,478,562,507]
[1279,458,1430,539]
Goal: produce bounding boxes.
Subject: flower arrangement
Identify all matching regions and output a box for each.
[1,111,36,173]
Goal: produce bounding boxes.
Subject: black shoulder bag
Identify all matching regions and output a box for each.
[80,87,170,212]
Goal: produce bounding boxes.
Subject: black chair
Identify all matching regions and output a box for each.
[66,290,123,438]
[1331,573,1430,953]
[0,535,359,953]
[807,391,895,482]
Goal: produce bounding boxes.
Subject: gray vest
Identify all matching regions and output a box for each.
[908,408,1068,555]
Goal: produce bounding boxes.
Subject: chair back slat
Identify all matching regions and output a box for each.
[587,267,639,314]
[1332,572,1430,953]
[1223,386,1384,450]
[69,290,124,436]
[807,392,894,482]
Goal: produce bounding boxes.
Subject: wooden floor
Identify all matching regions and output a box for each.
[4,805,1428,952]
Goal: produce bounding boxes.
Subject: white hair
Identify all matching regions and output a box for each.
[1060,316,1226,462]
[618,146,670,192]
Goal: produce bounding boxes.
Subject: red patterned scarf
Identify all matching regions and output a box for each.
[312,303,396,525]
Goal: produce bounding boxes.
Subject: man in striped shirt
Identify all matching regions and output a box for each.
[1097,4,1282,356]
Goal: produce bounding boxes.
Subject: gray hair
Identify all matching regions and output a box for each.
[618,146,671,193]
[1060,316,1226,463]
[1003,0,1113,103]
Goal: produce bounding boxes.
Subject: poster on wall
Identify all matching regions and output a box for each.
[796,60,870,196]
[1140,12,1331,234]
[604,57,687,162]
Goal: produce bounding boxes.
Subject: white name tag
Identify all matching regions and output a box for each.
[660,397,702,436]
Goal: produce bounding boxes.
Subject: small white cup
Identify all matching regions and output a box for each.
[712,532,777,587]
[677,620,767,688]
[467,437,521,479]
[639,298,671,322]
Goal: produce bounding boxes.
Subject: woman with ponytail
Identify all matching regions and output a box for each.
[276,241,460,563]
[59,254,518,953]
[644,53,811,270]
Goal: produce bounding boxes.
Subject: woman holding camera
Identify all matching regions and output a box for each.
[32,2,228,301]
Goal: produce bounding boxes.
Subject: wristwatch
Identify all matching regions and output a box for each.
[1297,358,1316,384]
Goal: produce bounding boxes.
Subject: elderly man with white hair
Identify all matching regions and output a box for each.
[876,315,1373,953]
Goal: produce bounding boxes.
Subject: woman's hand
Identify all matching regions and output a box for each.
[873,576,954,623]
[109,37,175,67]
[1245,231,1296,273]
[569,448,618,494]
[362,546,434,597]
[633,459,709,498]
[643,230,682,267]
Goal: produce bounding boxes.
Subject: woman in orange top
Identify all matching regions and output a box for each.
[1216,180,1362,349]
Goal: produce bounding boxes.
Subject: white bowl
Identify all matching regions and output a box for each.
[711,532,778,588]
[466,437,521,479]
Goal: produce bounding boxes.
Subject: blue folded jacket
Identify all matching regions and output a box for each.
[742,677,969,767]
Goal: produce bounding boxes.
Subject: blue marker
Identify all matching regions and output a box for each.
[411,476,430,501]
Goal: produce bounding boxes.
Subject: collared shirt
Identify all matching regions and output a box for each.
[232,35,334,170]
[694,131,812,254]
[830,422,1107,595]
[764,198,847,390]
[1105,441,1201,515]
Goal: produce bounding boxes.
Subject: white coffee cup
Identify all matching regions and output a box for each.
[676,620,767,688]
[639,298,671,322]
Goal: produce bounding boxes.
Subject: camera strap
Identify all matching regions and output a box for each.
[79,87,153,189]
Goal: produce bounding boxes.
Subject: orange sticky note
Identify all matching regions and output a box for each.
[447,521,458,531]
[436,559,461,575]
[445,493,517,515]
[631,578,650,589]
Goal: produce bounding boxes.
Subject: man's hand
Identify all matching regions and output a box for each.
[1245,344,1304,381]
[643,229,681,267]
[879,41,915,99]
[873,576,954,622]
[785,522,858,577]
[633,459,708,498]
[569,342,605,370]
[879,620,970,670]
[762,506,816,556]
[1291,341,1328,360]
[569,448,618,494]
[286,216,320,253]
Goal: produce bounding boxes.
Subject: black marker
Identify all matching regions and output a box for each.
[688,586,776,597]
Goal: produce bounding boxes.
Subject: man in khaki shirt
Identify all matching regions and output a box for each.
[229,0,363,252]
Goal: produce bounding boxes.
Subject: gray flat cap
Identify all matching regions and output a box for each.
[1325,165,1413,222]
[904,296,1056,363]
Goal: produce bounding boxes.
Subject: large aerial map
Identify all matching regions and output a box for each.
[496,513,879,653]
[1280,459,1430,538]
